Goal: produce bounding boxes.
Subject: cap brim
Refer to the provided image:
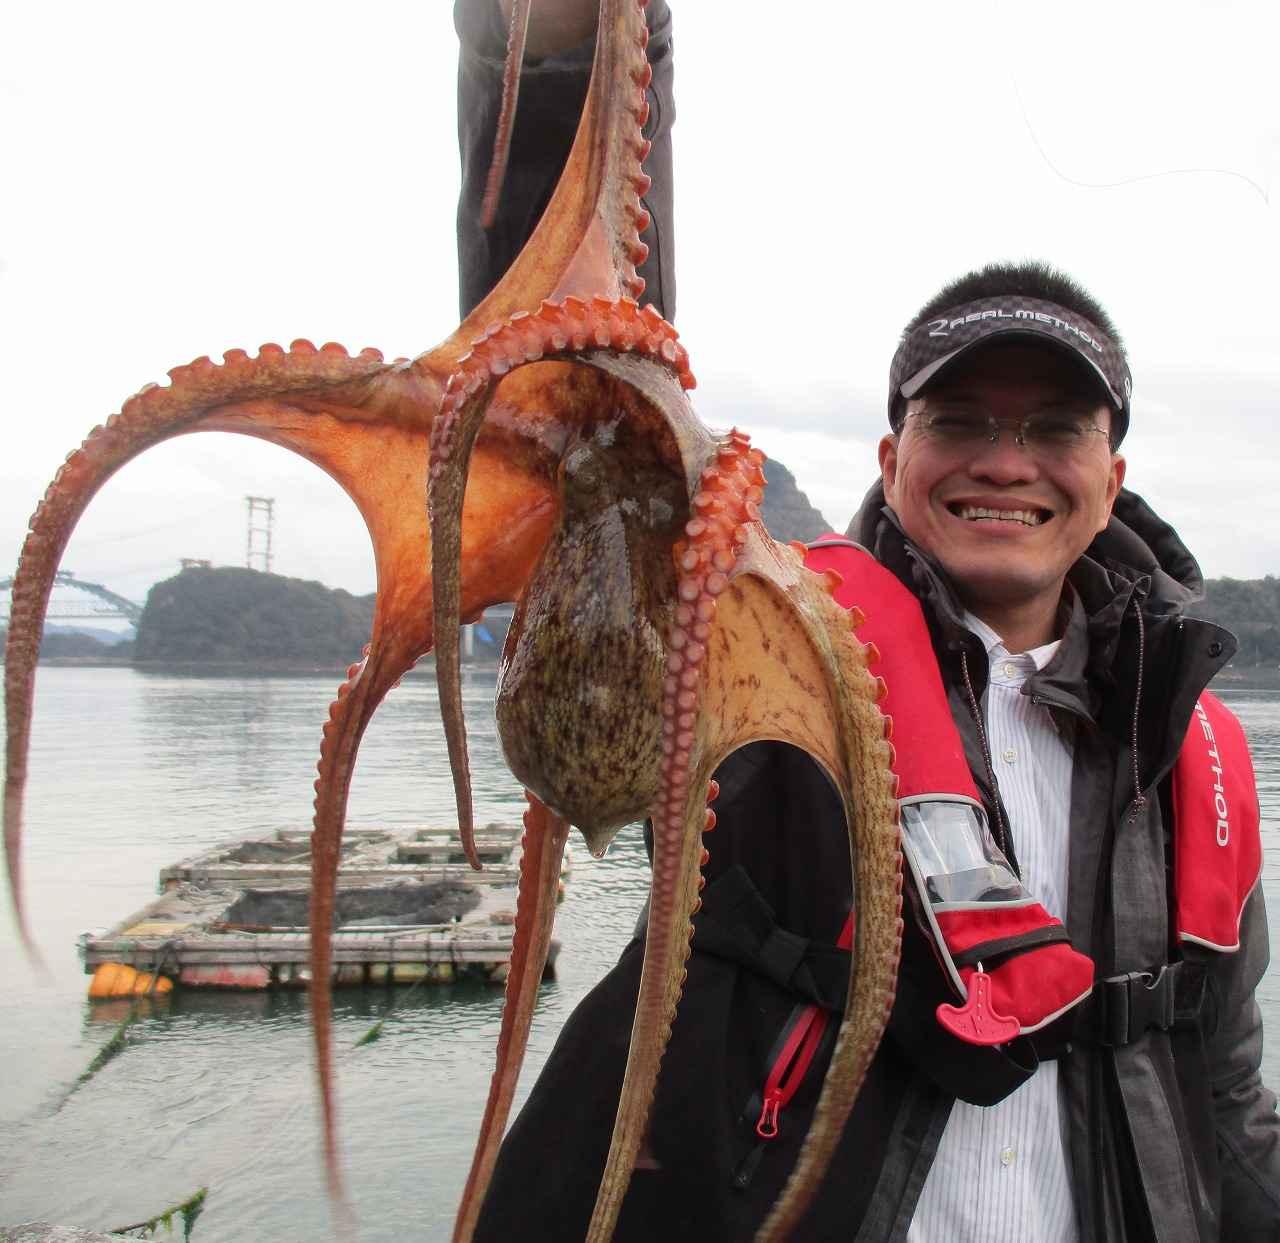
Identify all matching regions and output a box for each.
[899,328,1125,413]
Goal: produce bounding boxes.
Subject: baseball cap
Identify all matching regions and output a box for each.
[888,295,1133,444]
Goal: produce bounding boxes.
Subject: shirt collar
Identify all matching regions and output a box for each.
[962,611,1062,672]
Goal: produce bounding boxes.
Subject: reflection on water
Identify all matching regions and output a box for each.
[0,671,1276,1240]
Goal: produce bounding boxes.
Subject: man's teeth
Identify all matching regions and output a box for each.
[954,505,1045,526]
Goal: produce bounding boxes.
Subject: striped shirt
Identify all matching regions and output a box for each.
[907,614,1078,1243]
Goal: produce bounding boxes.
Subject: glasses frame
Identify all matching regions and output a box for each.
[906,405,1115,456]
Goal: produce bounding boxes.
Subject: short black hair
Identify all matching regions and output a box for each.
[904,260,1125,350]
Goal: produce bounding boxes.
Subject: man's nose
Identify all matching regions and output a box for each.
[966,432,1040,483]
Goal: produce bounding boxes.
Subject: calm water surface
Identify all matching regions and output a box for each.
[1,669,1277,1240]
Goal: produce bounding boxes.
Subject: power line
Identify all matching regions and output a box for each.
[68,501,228,548]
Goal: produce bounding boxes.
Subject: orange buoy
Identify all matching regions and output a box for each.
[88,962,174,998]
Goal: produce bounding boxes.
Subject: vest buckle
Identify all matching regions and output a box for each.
[1095,963,1181,1047]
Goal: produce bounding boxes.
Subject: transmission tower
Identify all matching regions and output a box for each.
[245,496,275,573]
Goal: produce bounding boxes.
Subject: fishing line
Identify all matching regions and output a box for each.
[1010,74,1270,206]
[993,0,1271,206]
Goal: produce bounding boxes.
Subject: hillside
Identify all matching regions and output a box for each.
[760,458,832,542]
[133,567,375,668]
[1189,575,1280,669]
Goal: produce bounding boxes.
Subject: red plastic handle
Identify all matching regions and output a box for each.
[936,968,1020,1047]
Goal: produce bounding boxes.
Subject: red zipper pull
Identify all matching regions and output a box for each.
[752,909,855,1143]
[756,1090,782,1139]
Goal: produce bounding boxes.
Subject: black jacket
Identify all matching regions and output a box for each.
[845,486,1280,1241]
[474,488,1279,1241]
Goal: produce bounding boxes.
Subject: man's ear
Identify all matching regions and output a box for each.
[1100,453,1126,531]
[879,433,899,504]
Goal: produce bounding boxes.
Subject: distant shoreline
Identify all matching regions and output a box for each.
[19,656,500,677]
[1207,666,1280,690]
[17,656,1280,690]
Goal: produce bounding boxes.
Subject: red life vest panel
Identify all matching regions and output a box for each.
[805,537,1093,1045]
[1172,691,1262,951]
[802,536,1261,1047]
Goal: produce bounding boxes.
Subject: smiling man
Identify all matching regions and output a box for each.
[838,264,1280,1241]
[455,4,1280,1239]
[878,282,1129,657]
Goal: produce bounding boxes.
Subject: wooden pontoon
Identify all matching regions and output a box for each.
[81,824,568,994]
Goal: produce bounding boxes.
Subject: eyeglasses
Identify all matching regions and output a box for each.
[907,403,1114,457]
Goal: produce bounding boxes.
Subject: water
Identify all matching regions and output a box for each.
[0,670,1277,1240]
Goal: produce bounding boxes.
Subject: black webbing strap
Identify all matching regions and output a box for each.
[1079,961,1206,1047]
[688,865,851,1010]
[951,923,1073,969]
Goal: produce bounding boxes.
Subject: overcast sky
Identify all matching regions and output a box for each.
[2,2,1277,623]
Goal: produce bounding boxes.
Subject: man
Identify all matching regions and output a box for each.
[454,3,1280,1238]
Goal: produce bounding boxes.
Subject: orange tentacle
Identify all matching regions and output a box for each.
[453,792,571,1243]
[480,0,533,229]
[4,342,390,953]
[586,430,762,1238]
[455,0,655,349]
[309,636,423,1213]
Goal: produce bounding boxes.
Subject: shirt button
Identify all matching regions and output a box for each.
[1000,1145,1017,1167]
[1002,662,1017,678]
[1002,747,1017,763]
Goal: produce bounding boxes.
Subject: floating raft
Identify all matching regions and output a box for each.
[157,823,530,889]
[82,824,567,995]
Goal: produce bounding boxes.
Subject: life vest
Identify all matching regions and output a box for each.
[801,535,1262,1047]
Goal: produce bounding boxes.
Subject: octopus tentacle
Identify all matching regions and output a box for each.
[576,435,902,1236]
[455,0,655,346]
[429,296,693,864]
[751,595,903,1239]
[480,0,533,230]
[427,405,489,869]
[3,342,390,953]
[453,791,571,1243]
[686,532,902,1242]
[308,636,423,1211]
[585,429,762,1238]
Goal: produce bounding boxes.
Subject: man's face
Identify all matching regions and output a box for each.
[878,342,1126,623]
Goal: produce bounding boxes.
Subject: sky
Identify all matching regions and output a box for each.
[2,1,1277,624]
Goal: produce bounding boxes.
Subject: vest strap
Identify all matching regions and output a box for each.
[1080,961,1207,1047]
[689,864,851,1010]
[951,923,1073,969]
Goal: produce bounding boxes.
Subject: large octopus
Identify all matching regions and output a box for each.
[3,2,903,1238]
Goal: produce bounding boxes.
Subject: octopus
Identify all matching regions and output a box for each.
[3,3,903,1239]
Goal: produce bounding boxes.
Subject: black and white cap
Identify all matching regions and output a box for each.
[889,296,1133,444]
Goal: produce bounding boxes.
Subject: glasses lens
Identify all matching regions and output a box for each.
[1021,412,1093,451]
[919,406,991,442]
